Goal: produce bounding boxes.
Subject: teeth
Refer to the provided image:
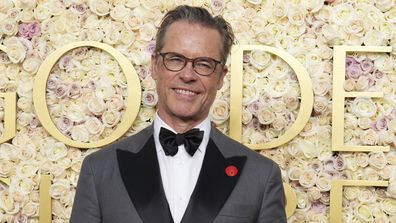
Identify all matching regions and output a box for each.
[175,89,196,95]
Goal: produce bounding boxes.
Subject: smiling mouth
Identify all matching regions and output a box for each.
[174,88,199,96]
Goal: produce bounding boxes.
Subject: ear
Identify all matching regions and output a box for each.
[216,65,228,90]
[151,54,159,80]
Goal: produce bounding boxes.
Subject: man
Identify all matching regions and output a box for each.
[70,5,286,223]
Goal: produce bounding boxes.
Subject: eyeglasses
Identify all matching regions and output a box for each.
[157,52,222,76]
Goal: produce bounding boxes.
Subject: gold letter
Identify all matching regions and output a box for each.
[0,45,17,144]
[332,46,391,152]
[229,45,313,149]
[33,41,141,148]
[39,175,51,223]
[330,180,388,222]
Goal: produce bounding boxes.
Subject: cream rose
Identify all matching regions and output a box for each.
[102,110,121,127]
[70,125,89,142]
[299,169,317,188]
[210,99,229,125]
[354,203,373,222]
[381,198,396,215]
[84,116,104,136]
[257,108,275,125]
[87,97,105,115]
[50,179,70,200]
[360,129,378,145]
[344,187,359,200]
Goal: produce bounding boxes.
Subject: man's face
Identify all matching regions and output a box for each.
[151,21,227,128]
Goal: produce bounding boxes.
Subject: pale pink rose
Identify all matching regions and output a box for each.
[101,110,121,127]
[70,3,87,14]
[372,116,389,132]
[18,22,40,40]
[71,47,89,60]
[18,23,29,39]
[68,82,81,99]
[346,64,363,79]
[360,58,374,74]
[58,56,72,70]
[29,117,40,129]
[323,158,335,171]
[210,0,226,14]
[257,108,275,125]
[138,67,150,80]
[84,117,104,136]
[86,79,97,90]
[333,155,346,171]
[246,101,263,116]
[145,40,156,54]
[346,56,358,67]
[141,90,158,107]
[373,69,385,79]
[56,116,73,133]
[55,84,69,99]
[13,213,27,223]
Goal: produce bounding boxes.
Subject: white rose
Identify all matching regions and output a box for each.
[141,76,156,90]
[4,37,26,63]
[87,97,105,115]
[350,97,377,118]
[46,142,68,161]
[272,117,286,131]
[364,30,387,46]
[344,187,359,200]
[315,174,331,191]
[16,162,38,178]
[110,4,129,22]
[137,106,154,122]
[70,125,90,142]
[119,28,136,46]
[89,0,110,16]
[66,104,86,123]
[139,23,156,41]
[313,96,328,114]
[249,50,271,70]
[1,19,18,36]
[354,152,369,167]
[50,179,70,200]
[17,97,33,112]
[386,181,396,199]
[22,56,41,74]
[381,198,396,215]
[242,85,258,105]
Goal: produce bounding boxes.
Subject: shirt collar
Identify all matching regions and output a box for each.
[153,113,211,154]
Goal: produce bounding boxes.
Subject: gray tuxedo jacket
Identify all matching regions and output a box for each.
[70,125,286,223]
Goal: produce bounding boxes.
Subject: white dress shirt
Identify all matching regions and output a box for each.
[153,114,211,223]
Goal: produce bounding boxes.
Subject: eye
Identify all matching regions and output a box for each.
[166,54,184,63]
[195,59,213,69]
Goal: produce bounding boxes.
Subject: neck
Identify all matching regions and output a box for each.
[157,111,207,133]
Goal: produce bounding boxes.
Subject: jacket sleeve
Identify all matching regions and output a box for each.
[70,155,101,223]
[257,162,287,223]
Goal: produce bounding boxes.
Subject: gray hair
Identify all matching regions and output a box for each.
[155,5,235,64]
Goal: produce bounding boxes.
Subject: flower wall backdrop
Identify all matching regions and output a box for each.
[1,0,396,222]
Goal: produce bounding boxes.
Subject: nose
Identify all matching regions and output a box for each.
[179,61,197,81]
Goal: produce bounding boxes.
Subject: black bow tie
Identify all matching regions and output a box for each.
[159,127,204,156]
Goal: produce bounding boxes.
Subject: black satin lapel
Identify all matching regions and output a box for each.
[117,137,174,223]
[181,139,247,223]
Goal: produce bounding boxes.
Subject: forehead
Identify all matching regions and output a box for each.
[161,21,222,59]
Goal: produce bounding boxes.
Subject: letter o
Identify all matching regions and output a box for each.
[33,41,141,148]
